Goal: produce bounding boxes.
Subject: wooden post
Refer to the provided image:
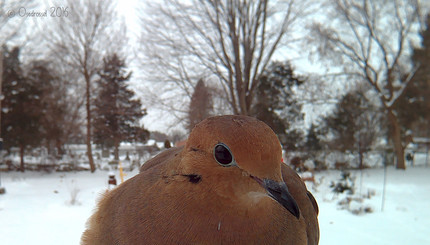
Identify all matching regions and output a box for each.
[119,161,126,183]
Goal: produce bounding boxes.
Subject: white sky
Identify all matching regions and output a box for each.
[115,0,189,134]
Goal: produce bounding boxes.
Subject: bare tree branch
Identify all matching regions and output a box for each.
[307,0,426,169]
[43,0,125,172]
[138,0,315,118]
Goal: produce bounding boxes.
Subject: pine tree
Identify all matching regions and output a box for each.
[324,93,361,153]
[251,61,304,150]
[323,90,382,168]
[397,15,430,137]
[188,79,212,132]
[93,54,149,161]
[26,60,72,156]
[304,124,322,152]
[1,46,43,171]
[413,15,430,116]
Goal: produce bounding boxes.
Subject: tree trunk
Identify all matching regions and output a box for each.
[56,139,64,156]
[46,141,52,156]
[358,150,363,169]
[387,109,406,169]
[19,145,25,172]
[114,139,119,161]
[85,72,95,172]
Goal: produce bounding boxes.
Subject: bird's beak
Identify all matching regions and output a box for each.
[252,176,300,219]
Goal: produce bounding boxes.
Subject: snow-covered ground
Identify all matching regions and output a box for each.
[0,166,429,244]
[312,167,430,244]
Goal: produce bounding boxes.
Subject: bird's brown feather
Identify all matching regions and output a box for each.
[81,115,319,245]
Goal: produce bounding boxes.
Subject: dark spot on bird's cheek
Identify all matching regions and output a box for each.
[162,175,171,184]
[182,174,202,184]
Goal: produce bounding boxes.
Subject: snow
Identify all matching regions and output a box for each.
[0,166,429,244]
[0,171,120,245]
[313,167,430,244]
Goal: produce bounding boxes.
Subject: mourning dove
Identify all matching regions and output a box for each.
[81,115,319,244]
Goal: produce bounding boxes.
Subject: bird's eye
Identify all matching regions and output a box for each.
[214,143,236,167]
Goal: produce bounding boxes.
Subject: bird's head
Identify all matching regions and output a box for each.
[179,115,300,219]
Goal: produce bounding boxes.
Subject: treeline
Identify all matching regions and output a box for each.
[1,0,151,172]
[1,46,148,172]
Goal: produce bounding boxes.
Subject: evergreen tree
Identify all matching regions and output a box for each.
[304,123,322,152]
[413,15,430,117]
[93,53,149,161]
[251,61,304,150]
[323,90,382,168]
[25,60,69,155]
[1,46,43,171]
[325,93,361,153]
[396,15,430,137]
[188,79,212,132]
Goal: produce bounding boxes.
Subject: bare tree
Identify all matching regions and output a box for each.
[139,0,315,117]
[307,0,426,169]
[45,0,125,172]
